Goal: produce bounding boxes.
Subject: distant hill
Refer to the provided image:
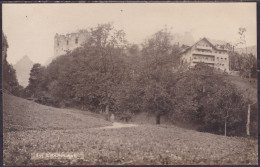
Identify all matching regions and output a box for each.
[13,55,34,88]
[207,38,231,46]
[235,45,257,56]
[44,56,56,66]
[172,32,195,46]
[208,38,257,56]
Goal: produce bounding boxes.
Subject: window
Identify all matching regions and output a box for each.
[222,64,224,66]
[67,40,69,45]
[75,38,78,44]
[224,58,227,60]
[57,41,59,46]
[221,58,223,60]
[217,57,219,59]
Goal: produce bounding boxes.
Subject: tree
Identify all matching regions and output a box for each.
[234,27,257,136]
[25,63,45,98]
[240,53,257,79]
[127,44,140,56]
[173,63,215,123]
[55,23,129,118]
[237,27,246,46]
[201,83,245,136]
[172,63,246,136]
[2,31,23,96]
[2,31,8,62]
[138,28,181,124]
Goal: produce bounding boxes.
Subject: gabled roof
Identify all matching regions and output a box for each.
[207,38,229,46]
[179,37,220,54]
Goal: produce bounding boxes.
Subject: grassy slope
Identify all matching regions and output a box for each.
[3,94,257,165]
[3,93,112,132]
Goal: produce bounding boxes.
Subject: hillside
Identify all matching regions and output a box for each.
[13,55,34,87]
[235,45,257,57]
[172,32,195,46]
[3,94,257,165]
[3,93,112,132]
[224,75,257,103]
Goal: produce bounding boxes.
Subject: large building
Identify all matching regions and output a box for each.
[180,38,231,72]
[54,29,90,57]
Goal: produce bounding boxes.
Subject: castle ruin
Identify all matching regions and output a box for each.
[54,29,90,57]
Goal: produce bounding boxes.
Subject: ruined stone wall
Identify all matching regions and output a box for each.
[54,30,90,57]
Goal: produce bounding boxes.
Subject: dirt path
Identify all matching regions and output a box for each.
[93,122,138,130]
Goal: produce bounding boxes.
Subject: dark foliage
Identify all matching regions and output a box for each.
[24,25,256,137]
[2,32,23,96]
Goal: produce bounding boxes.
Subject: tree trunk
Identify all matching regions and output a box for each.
[105,104,110,121]
[156,114,161,125]
[246,104,251,136]
[249,71,251,82]
[81,103,84,110]
[224,118,227,136]
[202,85,205,92]
[224,110,229,137]
[105,104,109,114]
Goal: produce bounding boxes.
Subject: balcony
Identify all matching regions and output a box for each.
[192,59,215,64]
[193,62,215,67]
[192,57,215,64]
[192,50,215,57]
[196,45,212,50]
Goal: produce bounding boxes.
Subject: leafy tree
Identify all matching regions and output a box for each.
[127,44,140,56]
[200,81,245,136]
[229,51,257,79]
[25,63,45,98]
[134,28,181,124]
[240,53,257,79]
[2,31,23,96]
[74,23,128,116]
[173,63,215,122]
[174,63,247,136]
[232,27,257,79]
[2,31,8,62]
[37,23,129,114]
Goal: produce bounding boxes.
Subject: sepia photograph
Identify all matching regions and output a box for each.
[2,2,258,165]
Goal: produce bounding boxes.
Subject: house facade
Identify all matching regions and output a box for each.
[180,38,230,72]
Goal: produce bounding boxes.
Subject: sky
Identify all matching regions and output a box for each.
[3,3,257,65]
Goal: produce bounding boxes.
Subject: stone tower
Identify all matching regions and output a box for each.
[54,29,90,57]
